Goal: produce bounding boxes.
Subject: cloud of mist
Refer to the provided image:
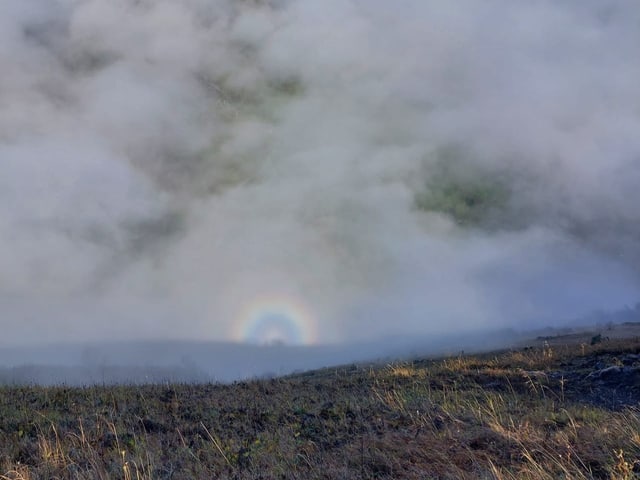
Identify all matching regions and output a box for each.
[2,0,640,346]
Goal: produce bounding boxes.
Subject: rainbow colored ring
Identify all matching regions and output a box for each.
[233,295,318,345]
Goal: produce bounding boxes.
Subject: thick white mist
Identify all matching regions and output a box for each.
[1,0,640,346]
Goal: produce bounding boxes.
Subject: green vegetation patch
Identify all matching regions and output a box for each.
[416,175,510,227]
[414,148,513,229]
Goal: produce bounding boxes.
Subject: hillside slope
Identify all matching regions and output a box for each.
[1,334,640,479]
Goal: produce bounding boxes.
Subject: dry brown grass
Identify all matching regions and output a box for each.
[0,338,639,478]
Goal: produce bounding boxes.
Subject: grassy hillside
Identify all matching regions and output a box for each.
[1,336,640,479]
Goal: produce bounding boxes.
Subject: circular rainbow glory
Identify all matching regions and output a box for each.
[232,295,318,346]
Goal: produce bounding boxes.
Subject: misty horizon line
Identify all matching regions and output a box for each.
[1,303,638,386]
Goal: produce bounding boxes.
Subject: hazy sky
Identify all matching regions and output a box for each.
[2,0,640,346]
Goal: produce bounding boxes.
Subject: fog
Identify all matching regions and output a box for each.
[1,1,640,380]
